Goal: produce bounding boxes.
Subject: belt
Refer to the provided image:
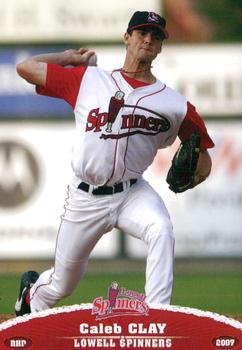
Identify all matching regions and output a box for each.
[78,179,137,195]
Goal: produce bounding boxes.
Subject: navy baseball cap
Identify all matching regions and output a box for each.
[127,11,169,39]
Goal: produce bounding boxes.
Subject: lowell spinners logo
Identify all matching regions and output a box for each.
[92,281,149,320]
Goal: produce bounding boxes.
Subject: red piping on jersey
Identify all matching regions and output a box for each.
[121,84,167,179]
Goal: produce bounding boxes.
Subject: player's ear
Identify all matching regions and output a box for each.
[124,32,130,46]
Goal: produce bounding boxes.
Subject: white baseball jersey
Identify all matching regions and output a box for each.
[37,64,213,186]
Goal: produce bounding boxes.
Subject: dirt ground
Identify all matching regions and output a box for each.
[0,314,15,323]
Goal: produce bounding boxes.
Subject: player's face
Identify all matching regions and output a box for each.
[124,28,163,64]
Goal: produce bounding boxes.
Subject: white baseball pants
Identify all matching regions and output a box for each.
[30,177,174,312]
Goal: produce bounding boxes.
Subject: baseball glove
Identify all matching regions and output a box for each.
[166,133,201,193]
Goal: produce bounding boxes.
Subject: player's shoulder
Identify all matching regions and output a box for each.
[85,66,110,76]
[84,66,116,82]
[71,65,103,74]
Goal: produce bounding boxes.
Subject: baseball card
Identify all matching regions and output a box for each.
[0,1,241,349]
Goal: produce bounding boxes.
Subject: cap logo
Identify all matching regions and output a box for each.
[148,12,160,24]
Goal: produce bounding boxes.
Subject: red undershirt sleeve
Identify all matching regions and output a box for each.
[178,102,215,150]
[36,63,88,110]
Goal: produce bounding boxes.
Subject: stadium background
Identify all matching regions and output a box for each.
[0,0,241,320]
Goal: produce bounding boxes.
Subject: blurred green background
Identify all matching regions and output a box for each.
[197,0,242,42]
[163,0,242,43]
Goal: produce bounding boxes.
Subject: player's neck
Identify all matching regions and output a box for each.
[122,60,156,84]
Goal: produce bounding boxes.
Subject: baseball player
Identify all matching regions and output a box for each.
[15,11,214,316]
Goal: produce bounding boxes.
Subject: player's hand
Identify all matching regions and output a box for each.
[63,48,97,66]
